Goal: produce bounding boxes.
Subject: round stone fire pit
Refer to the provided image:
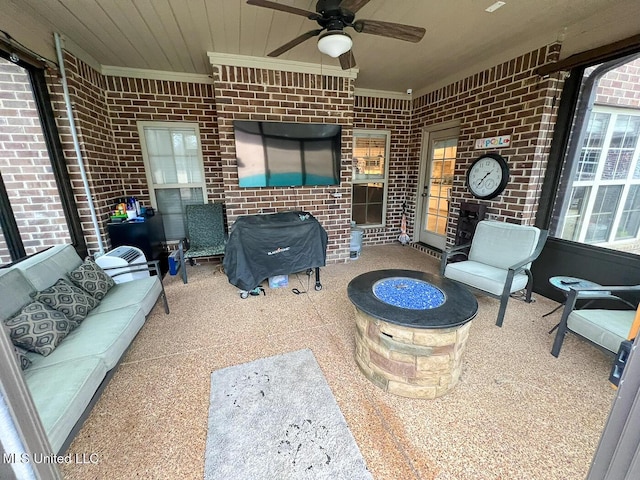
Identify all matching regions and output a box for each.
[348,269,478,399]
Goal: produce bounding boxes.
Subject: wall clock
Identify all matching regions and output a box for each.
[466,153,509,200]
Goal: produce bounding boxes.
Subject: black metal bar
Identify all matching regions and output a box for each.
[0,173,26,261]
[28,67,88,258]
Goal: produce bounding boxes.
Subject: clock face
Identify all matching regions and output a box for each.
[466,153,509,200]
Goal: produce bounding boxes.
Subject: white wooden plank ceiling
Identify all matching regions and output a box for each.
[2,0,640,93]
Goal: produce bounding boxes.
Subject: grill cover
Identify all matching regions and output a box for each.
[223,211,328,291]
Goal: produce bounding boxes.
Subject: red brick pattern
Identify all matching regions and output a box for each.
[48,54,223,254]
[47,53,118,251]
[410,44,564,245]
[50,46,566,256]
[104,76,222,204]
[595,58,640,108]
[354,96,412,246]
[0,58,71,264]
[10,43,620,261]
[9,44,568,260]
[212,65,355,262]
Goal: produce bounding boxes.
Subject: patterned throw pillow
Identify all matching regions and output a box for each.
[3,301,71,356]
[34,278,99,328]
[68,257,115,301]
[14,346,32,370]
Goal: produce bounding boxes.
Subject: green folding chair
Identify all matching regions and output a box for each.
[178,203,226,284]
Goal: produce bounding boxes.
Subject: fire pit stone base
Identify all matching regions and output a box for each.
[354,307,472,399]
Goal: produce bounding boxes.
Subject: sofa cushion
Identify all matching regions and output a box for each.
[26,304,145,371]
[0,268,37,323]
[68,258,115,300]
[444,260,529,296]
[3,300,71,356]
[14,346,32,370]
[15,244,83,292]
[91,276,162,316]
[23,356,107,454]
[567,309,636,353]
[34,278,99,328]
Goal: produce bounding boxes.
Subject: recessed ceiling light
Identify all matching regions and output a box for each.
[485,1,506,13]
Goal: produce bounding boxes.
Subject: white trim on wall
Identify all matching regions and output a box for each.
[207,52,358,79]
[60,35,102,73]
[61,34,214,84]
[354,88,412,100]
[100,66,214,84]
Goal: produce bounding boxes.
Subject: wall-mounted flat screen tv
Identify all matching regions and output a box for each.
[233,120,341,188]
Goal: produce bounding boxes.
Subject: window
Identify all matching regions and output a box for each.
[0,54,83,265]
[351,130,390,227]
[138,122,207,241]
[550,55,640,255]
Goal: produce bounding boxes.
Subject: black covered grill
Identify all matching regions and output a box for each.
[223,211,328,292]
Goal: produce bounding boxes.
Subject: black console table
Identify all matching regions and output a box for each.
[223,211,328,294]
[107,213,168,275]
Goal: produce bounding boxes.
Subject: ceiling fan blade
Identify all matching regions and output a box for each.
[267,29,323,57]
[246,0,321,20]
[339,50,356,69]
[339,0,371,13]
[353,19,425,43]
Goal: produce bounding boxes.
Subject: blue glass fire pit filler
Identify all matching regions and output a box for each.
[372,277,446,310]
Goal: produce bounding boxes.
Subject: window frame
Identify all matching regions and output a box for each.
[0,52,86,263]
[351,129,391,228]
[562,106,640,246]
[137,121,208,240]
[545,60,640,252]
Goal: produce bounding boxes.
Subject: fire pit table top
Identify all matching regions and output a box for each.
[348,269,478,329]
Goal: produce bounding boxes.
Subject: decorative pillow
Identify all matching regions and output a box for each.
[33,278,99,328]
[68,257,115,300]
[14,346,32,370]
[3,301,70,356]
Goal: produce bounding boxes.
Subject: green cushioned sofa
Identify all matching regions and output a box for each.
[0,244,169,454]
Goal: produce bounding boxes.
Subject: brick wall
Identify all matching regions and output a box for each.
[212,65,354,262]
[104,76,222,205]
[50,53,223,254]
[48,53,119,251]
[353,96,412,245]
[595,57,640,108]
[53,46,565,257]
[410,44,564,246]
[0,58,71,264]
[21,45,568,259]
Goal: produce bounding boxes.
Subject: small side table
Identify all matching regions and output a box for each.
[545,276,612,333]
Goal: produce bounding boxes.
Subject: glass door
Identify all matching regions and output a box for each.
[418,129,457,249]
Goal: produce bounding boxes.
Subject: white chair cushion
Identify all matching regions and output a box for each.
[469,221,540,270]
[567,309,635,353]
[444,260,529,296]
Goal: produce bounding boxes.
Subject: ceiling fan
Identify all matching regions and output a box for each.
[246,0,426,69]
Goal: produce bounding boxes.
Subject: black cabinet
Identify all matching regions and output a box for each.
[448,202,487,262]
[455,202,487,246]
[107,214,168,274]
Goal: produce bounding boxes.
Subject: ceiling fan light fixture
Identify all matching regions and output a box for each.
[317,31,352,58]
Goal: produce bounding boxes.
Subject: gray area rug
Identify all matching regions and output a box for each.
[204,349,372,480]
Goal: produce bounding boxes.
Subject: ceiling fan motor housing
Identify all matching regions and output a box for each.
[316,0,356,31]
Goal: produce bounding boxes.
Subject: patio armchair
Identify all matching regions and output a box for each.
[178,202,227,284]
[550,284,640,358]
[440,220,548,327]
